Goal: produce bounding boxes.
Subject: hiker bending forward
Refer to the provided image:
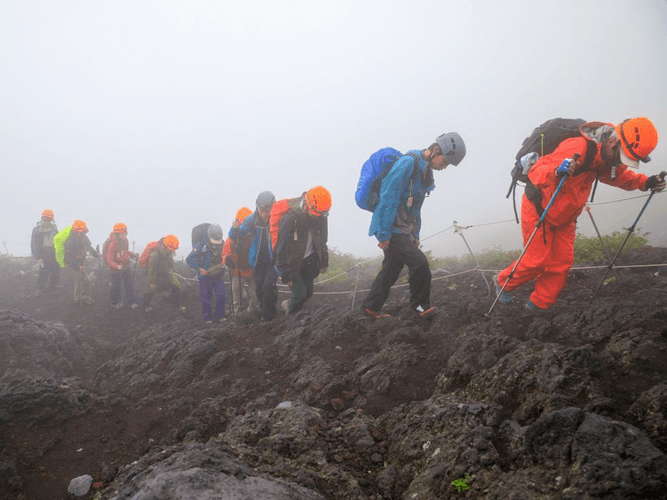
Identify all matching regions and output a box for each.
[272,186,331,316]
[228,191,277,321]
[143,235,181,311]
[63,220,100,305]
[362,132,466,320]
[497,118,664,311]
[186,224,226,323]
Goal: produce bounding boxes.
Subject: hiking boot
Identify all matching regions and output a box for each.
[281,300,290,314]
[144,306,153,313]
[84,298,95,305]
[110,303,122,310]
[525,300,547,311]
[415,305,438,319]
[129,302,139,310]
[494,273,513,305]
[364,308,391,319]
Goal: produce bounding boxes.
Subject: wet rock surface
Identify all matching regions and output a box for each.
[1,249,667,499]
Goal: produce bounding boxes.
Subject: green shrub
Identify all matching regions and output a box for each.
[573,231,648,265]
[426,246,520,272]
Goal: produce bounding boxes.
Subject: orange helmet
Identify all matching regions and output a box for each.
[615,117,658,167]
[235,207,253,223]
[113,222,128,234]
[305,186,332,217]
[162,234,179,251]
[42,209,54,220]
[72,220,88,233]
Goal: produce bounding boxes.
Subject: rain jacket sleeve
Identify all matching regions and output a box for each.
[528,137,648,228]
[30,225,40,258]
[599,165,647,191]
[369,155,417,242]
[274,211,298,282]
[185,246,201,271]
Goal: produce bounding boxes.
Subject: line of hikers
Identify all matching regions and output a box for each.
[31,116,665,322]
[30,186,333,323]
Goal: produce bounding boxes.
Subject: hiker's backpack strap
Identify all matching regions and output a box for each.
[405,152,422,206]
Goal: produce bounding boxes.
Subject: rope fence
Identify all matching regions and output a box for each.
[7,191,664,312]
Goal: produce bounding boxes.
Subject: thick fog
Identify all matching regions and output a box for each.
[1,0,666,261]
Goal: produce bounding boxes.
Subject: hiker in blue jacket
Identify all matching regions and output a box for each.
[186,224,225,323]
[362,132,467,319]
[228,190,277,321]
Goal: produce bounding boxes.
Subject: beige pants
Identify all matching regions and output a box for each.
[71,268,92,303]
[230,273,257,313]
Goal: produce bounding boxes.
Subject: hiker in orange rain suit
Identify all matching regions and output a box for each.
[497,118,663,310]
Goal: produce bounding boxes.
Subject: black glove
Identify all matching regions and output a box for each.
[225,255,235,268]
[645,174,666,192]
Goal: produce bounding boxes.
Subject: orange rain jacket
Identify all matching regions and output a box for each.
[498,122,649,309]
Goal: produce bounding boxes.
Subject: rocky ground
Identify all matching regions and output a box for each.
[1,248,667,499]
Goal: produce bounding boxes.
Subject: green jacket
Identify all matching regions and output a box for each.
[146,245,181,292]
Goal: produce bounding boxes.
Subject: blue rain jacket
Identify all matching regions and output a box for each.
[368,150,435,242]
[229,211,274,270]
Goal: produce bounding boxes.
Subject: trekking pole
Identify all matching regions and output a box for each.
[585,206,617,280]
[132,241,138,279]
[453,221,491,295]
[485,172,570,318]
[228,270,235,317]
[590,171,666,301]
[350,263,361,312]
[237,271,243,312]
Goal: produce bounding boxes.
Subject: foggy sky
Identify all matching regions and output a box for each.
[1,0,666,261]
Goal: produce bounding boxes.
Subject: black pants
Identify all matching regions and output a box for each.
[286,253,319,315]
[254,259,278,321]
[37,250,60,291]
[362,233,431,312]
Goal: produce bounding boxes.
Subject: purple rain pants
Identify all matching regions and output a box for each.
[199,274,226,320]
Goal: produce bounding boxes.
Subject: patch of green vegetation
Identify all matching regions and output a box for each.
[573,231,648,265]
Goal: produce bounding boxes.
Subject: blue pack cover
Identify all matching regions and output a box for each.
[355,147,403,212]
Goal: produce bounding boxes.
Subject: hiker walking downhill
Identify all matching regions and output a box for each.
[228,191,277,321]
[272,186,331,316]
[186,224,226,323]
[496,117,663,311]
[62,219,100,305]
[142,235,182,312]
[361,132,467,319]
[104,223,139,309]
[223,207,256,314]
[30,209,60,295]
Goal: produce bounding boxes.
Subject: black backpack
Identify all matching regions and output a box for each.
[506,118,596,222]
[191,223,211,250]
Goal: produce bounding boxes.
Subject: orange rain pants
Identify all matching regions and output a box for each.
[497,195,575,309]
